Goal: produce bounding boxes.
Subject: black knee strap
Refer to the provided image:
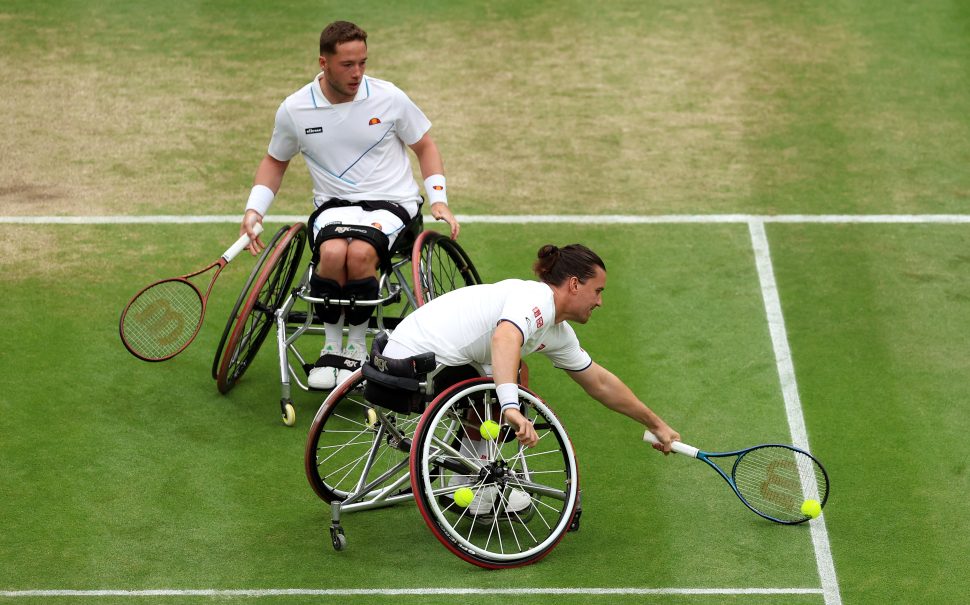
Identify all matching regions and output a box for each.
[308,274,343,324]
[343,277,380,325]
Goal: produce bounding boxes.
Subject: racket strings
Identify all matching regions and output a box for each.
[122,281,203,359]
[732,446,827,522]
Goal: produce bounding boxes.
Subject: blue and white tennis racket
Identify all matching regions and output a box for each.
[644,431,829,524]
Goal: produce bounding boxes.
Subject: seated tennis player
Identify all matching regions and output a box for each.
[381,244,681,514]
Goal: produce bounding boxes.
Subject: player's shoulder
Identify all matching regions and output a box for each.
[494,279,554,304]
[361,75,403,96]
[364,76,409,104]
[279,78,321,110]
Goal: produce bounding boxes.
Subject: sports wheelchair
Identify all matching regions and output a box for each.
[211,211,481,425]
[303,333,582,568]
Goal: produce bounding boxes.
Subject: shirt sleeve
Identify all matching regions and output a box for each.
[497,290,543,344]
[267,101,300,162]
[543,324,593,372]
[393,87,432,146]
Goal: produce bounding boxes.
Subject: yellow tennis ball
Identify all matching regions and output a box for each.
[454,487,475,508]
[800,499,822,519]
[479,420,501,441]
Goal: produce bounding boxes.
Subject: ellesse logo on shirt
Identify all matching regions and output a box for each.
[305,127,323,135]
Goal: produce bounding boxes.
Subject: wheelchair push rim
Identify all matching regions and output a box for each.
[213,223,305,394]
[411,230,482,306]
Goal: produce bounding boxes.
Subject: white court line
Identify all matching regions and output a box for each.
[748,220,842,605]
[0,587,823,598]
[1,213,970,224]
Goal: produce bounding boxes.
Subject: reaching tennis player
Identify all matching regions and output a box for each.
[238,20,459,390]
[384,243,680,449]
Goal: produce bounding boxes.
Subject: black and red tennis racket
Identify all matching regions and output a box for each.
[120,224,262,362]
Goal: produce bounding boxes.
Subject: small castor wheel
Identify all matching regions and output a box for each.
[330,525,347,551]
[281,401,296,426]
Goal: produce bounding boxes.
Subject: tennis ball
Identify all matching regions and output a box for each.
[800,499,822,519]
[479,420,501,441]
[454,487,475,508]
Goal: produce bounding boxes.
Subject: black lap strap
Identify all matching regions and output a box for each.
[308,198,414,273]
[309,197,412,229]
[362,337,437,415]
[313,223,392,274]
[362,363,420,393]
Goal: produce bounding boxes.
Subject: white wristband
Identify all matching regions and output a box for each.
[424,174,447,205]
[496,383,519,416]
[245,184,275,217]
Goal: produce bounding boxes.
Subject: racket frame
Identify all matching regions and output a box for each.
[119,225,262,362]
[644,431,830,524]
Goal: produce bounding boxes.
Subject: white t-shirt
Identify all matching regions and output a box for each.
[386,279,593,372]
[268,74,430,212]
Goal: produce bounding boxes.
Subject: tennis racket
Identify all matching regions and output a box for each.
[119,224,263,362]
[644,431,829,524]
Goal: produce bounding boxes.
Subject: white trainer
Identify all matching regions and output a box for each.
[466,485,533,516]
[307,344,339,390]
[336,342,366,385]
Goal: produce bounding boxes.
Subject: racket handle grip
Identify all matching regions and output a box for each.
[223,223,264,262]
[643,430,700,458]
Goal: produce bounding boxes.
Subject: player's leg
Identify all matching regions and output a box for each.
[336,209,406,384]
[307,207,356,390]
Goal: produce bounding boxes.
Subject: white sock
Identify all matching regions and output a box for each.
[346,321,368,351]
[459,435,490,461]
[324,315,344,350]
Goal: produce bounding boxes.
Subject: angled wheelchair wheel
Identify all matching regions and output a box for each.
[412,231,482,306]
[213,223,305,394]
[410,378,580,569]
[305,370,419,503]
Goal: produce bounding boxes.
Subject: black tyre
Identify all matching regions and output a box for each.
[411,231,481,306]
[213,223,305,394]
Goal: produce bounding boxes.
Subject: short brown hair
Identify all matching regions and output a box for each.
[319,21,367,56]
[533,244,606,286]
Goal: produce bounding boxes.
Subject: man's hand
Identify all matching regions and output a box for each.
[502,408,538,448]
[240,210,266,256]
[647,423,681,455]
[431,202,460,240]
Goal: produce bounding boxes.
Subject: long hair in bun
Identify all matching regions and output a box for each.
[533,244,605,286]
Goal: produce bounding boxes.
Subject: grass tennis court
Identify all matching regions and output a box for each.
[2,1,969,604]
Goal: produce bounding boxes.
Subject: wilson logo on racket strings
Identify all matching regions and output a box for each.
[134,299,186,346]
[759,459,800,509]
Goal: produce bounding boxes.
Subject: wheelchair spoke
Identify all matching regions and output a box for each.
[411,379,579,567]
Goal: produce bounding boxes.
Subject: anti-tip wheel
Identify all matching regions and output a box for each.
[282,402,296,427]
